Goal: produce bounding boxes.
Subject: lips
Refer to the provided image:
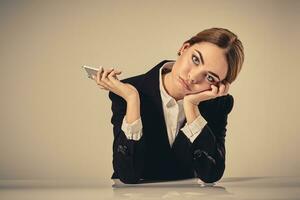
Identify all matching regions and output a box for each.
[178,77,191,91]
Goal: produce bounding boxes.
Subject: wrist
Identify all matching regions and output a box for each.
[184,98,200,107]
[125,94,140,105]
[125,94,141,124]
[125,92,139,102]
[183,100,201,124]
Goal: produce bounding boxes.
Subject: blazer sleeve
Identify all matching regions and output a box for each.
[108,91,146,184]
[171,94,234,183]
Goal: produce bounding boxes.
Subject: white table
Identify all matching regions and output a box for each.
[1,176,299,200]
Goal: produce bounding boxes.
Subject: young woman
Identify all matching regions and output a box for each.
[92,27,244,184]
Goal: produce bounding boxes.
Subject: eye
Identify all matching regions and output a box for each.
[206,74,216,83]
[192,55,200,65]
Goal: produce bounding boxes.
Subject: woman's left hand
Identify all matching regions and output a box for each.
[183,81,230,106]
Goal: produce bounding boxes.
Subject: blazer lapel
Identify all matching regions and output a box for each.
[138,60,174,149]
[138,60,175,110]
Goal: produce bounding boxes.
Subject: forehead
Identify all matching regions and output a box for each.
[191,42,228,80]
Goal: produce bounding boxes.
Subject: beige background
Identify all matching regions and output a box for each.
[0,0,299,184]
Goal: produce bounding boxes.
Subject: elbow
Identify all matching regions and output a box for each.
[114,167,141,184]
[119,175,140,184]
[113,159,141,184]
[196,164,225,183]
[198,172,224,183]
[193,154,225,183]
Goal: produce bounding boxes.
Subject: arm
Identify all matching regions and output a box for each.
[121,94,143,140]
[172,95,234,183]
[110,92,145,184]
[91,67,145,183]
[109,91,146,184]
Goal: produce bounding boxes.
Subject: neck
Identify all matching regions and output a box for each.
[162,72,183,101]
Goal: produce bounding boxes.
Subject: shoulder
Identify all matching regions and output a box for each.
[120,73,146,86]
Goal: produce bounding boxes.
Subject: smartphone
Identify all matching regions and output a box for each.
[82,65,103,80]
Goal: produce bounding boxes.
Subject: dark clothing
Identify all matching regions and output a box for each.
[108,60,234,184]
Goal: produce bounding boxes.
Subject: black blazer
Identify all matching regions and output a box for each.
[108,60,234,184]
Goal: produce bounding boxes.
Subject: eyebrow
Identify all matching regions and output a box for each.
[208,71,220,81]
[195,49,205,65]
[194,49,221,81]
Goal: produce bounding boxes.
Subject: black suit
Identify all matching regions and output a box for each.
[108,60,234,184]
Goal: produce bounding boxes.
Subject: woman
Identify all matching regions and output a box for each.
[92,27,244,184]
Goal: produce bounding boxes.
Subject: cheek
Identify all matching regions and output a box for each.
[173,63,188,78]
[176,57,192,72]
[193,82,212,93]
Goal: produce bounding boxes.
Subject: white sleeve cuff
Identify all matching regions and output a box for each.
[180,114,207,143]
[121,115,143,141]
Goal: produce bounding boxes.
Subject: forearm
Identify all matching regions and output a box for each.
[183,100,201,124]
[109,91,146,184]
[193,146,225,183]
[112,94,145,184]
[125,95,141,124]
[173,126,225,183]
[113,133,146,184]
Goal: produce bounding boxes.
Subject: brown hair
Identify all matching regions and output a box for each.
[178,27,244,83]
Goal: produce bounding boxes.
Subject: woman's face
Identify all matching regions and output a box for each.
[170,41,228,99]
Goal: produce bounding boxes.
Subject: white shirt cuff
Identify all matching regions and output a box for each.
[180,114,207,143]
[121,115,143,141]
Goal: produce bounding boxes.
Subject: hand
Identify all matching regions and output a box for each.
[91,67,139,101]
[184,81,230,106]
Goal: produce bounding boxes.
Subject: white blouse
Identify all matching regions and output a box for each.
[121,61,207,147]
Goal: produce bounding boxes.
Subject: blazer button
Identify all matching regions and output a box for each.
[193,149,203,160]
[117,145,128,156]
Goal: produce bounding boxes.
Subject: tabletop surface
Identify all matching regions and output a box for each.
[0,176,299,200]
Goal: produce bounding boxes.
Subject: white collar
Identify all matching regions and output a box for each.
[159,61,184,108]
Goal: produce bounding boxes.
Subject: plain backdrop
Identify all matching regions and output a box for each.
[1,0,299,184]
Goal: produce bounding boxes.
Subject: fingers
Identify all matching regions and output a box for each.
[107,69,122,84]
[217,83,226,96]
[94,67,107,89]
[224,82,230,95]
[210,81,230,98]
[100,68,113,87]
[211,85,219,96]
[92,67,122,90]
[93,68,110,90]
[216,81,230,96]
[187,81,230,103]
[102,68,122,89]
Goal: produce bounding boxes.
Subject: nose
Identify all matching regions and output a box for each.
[187,75,195,84]
[188,70,204,84]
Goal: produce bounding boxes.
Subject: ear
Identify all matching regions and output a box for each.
[178,43,191,56]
